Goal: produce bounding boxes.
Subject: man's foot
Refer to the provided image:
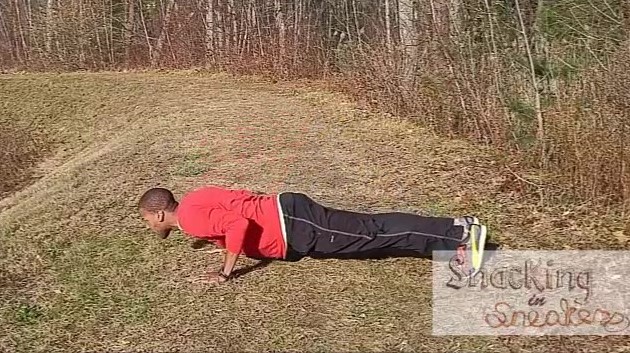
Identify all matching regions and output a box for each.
[454,216,480,228]
[456,224,488,276]
[454,215,480,244]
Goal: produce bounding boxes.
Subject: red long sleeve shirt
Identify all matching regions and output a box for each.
[175,186,286,259]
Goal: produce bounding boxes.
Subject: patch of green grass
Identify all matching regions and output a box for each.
[123,297,151,323]
[422,199,454,217]
[15,303,43,325]
[177,153,207,177]
[0,225,17,238]
[464,200,506,244]
[44,235,159,329]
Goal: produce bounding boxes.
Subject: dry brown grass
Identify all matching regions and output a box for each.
[331,45,630,211]
[0,125,48,199]
[1,72,629,352]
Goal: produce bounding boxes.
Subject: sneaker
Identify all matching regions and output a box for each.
[459,224,487,276]
[454,216,480,244]
[469,224,487,275]
[453,216,480,228]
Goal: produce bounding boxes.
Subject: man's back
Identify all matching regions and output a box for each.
[176,186,286,259]
[181,187,271,216]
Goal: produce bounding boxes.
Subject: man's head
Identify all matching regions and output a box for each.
[138,187,179,239]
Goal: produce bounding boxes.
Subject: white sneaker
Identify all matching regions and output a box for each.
[457,224,487,276]
[454,216,480,228]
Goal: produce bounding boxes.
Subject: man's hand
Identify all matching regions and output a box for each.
[187,271,231,285]
[186,250,240,285]
[207,271,231,284]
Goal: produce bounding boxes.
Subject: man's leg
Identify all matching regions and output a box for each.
[279,192,469,260]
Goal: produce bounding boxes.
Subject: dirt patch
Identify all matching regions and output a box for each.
[0,125,49,199]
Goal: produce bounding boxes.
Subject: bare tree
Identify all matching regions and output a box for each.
[0,0,628,206]
[205,0,214,59]
[45,0,54,55]
[515,0,545,165]
[293,0,301,65]
[275,0,285,64]
[152,0,176,66]
[384,0,392,52]
[253,0,263,56]
[398,0,416,84]
[13,0,27,63]
[124,0,135,65]
[138,0,153,61]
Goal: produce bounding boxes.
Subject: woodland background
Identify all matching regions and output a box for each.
[2,0,630,209]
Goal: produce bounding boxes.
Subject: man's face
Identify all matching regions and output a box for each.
[140,209,171,239]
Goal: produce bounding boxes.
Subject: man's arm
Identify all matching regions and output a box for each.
[221,250,239,278]
[209,209,249,280]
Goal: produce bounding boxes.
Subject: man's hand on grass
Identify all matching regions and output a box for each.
[207,271,231,284]
[187,250,239,285]
[187,271,231,285]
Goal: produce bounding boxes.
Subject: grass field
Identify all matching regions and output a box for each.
[1,71,629,352]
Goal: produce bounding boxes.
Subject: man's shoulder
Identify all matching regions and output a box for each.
[181,185,226,199]
[182,185,266,199]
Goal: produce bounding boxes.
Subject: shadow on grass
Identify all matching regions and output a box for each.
[233,259,273,278]
[190,238,274,278]
[190,234,501,275]
[285,242,501,261]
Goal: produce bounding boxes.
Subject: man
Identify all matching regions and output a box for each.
[138,186,488,284]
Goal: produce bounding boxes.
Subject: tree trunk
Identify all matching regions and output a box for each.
[0,7,8,44]
[293,0,301,65]
[254,1,263,56]
[352,0,361,46]
[239,3,247,56]
[45,0,55,55]
[344,0,351,42]
[205,0,214,59]
[0,7,12,64]
[227,0,237,55]
[151,0,175,66]
[275,0,286,64]
[247,0,254,56]
[622,0,630,50]
[88,4,104,67]
[14,0,27,62]
[216,2,223,54]
[515,0,545,165]
[305,0,311,55]
[138,0,153,62]
[384,0,392,52]
[448,0,461,39]
[164,1,177,64]
[107,0,114,63]
[124,0,135,65]
[398,0,416,83]
[26,0,33,48]
[78,0,86,67]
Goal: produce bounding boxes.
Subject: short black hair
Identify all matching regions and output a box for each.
[138,187,178,213]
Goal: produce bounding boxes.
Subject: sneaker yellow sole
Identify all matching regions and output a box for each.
[470,224,487,274]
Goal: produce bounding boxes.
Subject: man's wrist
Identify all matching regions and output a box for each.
[218,270,231,280]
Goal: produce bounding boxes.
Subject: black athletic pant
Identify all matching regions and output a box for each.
[278,192,465,261]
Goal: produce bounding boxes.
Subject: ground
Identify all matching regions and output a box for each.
[1,72,629,352]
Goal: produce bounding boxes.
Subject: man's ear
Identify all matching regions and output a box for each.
[157,210,165,222]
